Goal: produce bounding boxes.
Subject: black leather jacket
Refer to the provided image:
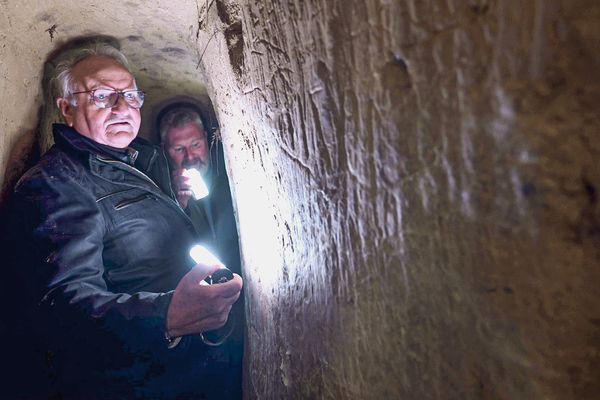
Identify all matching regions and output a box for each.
[2,124,204,398]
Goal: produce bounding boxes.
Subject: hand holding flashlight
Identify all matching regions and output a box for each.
[171,168,209,209]
[189,245,236,346]
[165,246,242,339]
[182,168,209,200]
[170,168,194,209]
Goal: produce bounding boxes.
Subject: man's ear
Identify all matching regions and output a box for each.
[56,98,75,127]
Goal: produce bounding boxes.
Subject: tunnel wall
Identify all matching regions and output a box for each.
[199,1,600,399]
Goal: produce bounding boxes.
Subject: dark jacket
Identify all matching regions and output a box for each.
[1,124,224,399]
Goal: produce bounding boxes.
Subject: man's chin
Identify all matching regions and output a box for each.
[182,162,201,170]
[105,129,137,148]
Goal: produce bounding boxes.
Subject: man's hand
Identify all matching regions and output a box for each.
[166,263,243,338]
[171,168,193,209]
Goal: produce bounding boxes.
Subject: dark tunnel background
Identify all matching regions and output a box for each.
[1,1,599,399]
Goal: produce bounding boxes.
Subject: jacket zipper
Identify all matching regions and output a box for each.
[96,187,136,203]
[96,155,159,189]
[114,194,153,210]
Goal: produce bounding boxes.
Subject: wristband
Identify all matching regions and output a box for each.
[165,331,182,349]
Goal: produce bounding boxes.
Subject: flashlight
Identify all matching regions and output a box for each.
[182,168,209,199]
[189,245,233,284]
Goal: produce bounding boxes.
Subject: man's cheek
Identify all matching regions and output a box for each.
[169,152,181,165]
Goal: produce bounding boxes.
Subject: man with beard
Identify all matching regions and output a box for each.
[159,107,241,275]
[159,106,244,399]
[1,42,243,399]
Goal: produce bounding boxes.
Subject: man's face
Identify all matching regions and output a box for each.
[58,56,141,148]
[164,121,210,175]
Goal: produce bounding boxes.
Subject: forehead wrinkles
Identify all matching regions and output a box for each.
[80,73,136,91]
[72,57,136,90]
[169,133,206,148]
[87,73,135,87]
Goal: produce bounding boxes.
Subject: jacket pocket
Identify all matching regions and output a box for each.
[96,188,136,203]
[114,194,153,210]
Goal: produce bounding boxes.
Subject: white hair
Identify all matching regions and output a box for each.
[52,43,131,106]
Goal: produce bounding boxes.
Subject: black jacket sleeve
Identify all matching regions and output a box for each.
[9,164,174,355]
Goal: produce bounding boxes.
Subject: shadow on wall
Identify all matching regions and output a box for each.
[0,126,40,212]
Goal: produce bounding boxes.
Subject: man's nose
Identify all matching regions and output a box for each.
[111,94,131,113]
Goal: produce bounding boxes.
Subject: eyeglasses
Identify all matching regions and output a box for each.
[71,88,146,109]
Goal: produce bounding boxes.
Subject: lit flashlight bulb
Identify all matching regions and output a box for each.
[182,168,209,199]
[190,244,223,266]
[189,245,233,285]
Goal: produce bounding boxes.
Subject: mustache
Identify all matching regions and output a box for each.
[182,158,208,168]
[105,115,133,125]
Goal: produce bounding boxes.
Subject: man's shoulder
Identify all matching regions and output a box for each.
[15,145,86,192]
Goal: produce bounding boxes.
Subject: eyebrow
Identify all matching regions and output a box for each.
[89,86,138,91]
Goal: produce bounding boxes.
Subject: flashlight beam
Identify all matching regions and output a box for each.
[189,244,224,266]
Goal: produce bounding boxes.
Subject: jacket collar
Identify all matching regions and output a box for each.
[52,123,176,201]
[52,123,141,164]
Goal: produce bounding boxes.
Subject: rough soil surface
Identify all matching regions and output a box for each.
[1,1,599,399]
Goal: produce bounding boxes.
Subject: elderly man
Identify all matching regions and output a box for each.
[2,43,243,399]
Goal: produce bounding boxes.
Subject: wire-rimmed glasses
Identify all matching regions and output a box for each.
[71,88,145,109]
